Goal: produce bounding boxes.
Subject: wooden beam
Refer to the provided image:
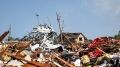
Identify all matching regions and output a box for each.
[0,31,9,42]
[52,53,75,67]
[4,52,51,67]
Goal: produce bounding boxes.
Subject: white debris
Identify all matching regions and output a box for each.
[45,41,62,49]
[112,52,120,58]
[33,24,52,33]
[73,59,81,67]
[24,55,31,61]
[46,44,61,49]
[22,50,32,56]
[37,53,45,62]
[30,44,39,51]
[7,60,23,66]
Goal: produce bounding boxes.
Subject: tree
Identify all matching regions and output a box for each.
[118,30,120,35]
[113,30,120,39]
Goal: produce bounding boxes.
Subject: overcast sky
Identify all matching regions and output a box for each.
[0,0,120,39]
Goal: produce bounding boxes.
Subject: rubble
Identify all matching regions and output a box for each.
[0,24,120,67]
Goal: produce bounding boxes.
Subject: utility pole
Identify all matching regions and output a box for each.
[36,14,40,26]
[8,24,11,41]
[56,12,63,43]
[47,17,52,26]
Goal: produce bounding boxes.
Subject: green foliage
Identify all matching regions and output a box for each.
[113,30,120,39]
[8,36,14,41]
[8,36,20,41]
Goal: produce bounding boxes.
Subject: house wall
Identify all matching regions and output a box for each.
[75,34,85,43]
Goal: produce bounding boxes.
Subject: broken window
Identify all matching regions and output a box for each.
[79,37,83,41]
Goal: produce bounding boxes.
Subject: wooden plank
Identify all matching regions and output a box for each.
[0,31,9,42]
[52,53,75,67]
[4,52,51,67]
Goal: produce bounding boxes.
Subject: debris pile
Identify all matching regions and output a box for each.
[0,24,120,67]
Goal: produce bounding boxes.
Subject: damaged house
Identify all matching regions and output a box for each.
[58,32,88,51]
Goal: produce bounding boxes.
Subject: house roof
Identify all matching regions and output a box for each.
[61,32,87,40]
